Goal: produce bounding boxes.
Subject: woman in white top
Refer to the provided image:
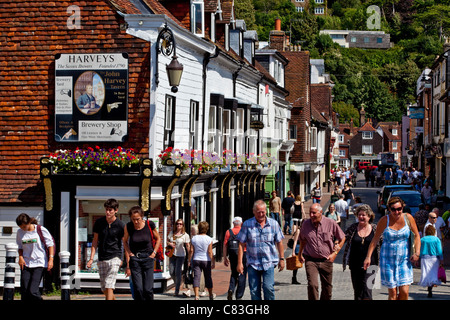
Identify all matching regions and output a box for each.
[189,221,215,300]
[16,213,54,300]
[168,219,191,296]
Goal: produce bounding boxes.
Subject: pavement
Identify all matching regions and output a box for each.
[38,186,450,301]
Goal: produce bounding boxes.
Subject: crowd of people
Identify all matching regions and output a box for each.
[13,169,449,300]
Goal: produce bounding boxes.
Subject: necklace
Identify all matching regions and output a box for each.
[358,224,371,245]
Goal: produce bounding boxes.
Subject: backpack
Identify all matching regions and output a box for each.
[227,228,239,257]
[36,225,55,259]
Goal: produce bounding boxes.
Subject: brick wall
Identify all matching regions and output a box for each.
[0,0,151,203]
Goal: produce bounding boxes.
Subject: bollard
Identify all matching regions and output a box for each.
[59,251,71,300]
[3,243,18,301]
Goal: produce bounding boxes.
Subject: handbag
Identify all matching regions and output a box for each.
[165,246,174,257]
[404,213,415,258]
[148,220,164,261]
[438,266,447,283]
[287,237,294,249]
[286,255,302,270]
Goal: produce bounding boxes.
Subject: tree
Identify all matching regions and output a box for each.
[235,0,257,30]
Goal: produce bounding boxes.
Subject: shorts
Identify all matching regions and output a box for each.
[97,257,122,291]
[292,218,302,226]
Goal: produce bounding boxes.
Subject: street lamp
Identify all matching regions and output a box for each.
[155,25,184,93]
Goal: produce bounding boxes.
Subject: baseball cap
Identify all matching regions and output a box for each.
[233,216,242,224]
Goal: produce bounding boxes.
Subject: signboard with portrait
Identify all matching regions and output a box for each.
[54,53,129,142]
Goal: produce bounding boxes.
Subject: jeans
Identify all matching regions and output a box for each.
[283,214,292,234]
[129,256,154,300]
[313,198,320,203]
[247,265,275,300]
[20,267,44,300]
[169,255,185,294]
[228,252,247,299]
[270,212,281,226]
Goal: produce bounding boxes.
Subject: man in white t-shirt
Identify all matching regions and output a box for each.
[334,194,349,229]
[424,209,446,240]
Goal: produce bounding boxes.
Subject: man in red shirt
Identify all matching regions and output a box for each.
[223,216,246,300]
[298,203,346,300]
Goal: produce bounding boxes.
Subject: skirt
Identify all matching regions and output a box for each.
[419,255,441,287]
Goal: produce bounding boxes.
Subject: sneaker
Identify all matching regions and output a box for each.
[200,291,207,297]
[210,293,216,300]
[183,290,191,297]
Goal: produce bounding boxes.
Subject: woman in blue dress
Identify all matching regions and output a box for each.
[363,196,421,300]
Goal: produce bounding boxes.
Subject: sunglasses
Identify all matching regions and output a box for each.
[389,206,402,212]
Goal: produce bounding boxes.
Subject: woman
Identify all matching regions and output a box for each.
[311,182,322,203]
[189,221,215,300]
[292,195,305,234]
[419,225,443,298]
[330,185,341,204]
[16,213,54,300]
[123,206,161,300]
[290,228,301,285]
[324,203,341,226]
[363,197,421,300]
[343,205,380,300]
[168,219,191,296]
[269,190,282,226]
[342,184,355,207]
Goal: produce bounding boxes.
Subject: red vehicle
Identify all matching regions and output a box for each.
[355,161,378,172]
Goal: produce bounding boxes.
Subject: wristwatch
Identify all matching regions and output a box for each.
[279,257,285,261]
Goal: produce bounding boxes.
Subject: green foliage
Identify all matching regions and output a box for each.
[247,0,447,123]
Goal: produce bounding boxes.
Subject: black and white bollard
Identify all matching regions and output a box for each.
[59,251,71,300]
[3,243,18,301]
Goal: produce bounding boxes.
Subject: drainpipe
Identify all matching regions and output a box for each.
[202,46,219,152]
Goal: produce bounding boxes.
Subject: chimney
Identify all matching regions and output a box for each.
[350,118,354,136]
[360,104,366,126]
[269,18,286,51]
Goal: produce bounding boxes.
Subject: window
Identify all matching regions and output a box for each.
[377,37,383,43]
[362,131,373,139]
[190,100,199,149]
[392,141,398,150]
[222,109,231,151]
[314,7,324,14]
[191,0,204,36]
[289,124,297,140]
[296,6,304,12]
[310,127,317,149]
[315,0,324,3]
[338,134,344,143]
[364,37,370,43]
[208,106,216,152]
[362,145,373,154]
[164,95,176,149]
[392,129,398,136]
[350,37,356,43]
[339,150,345,157]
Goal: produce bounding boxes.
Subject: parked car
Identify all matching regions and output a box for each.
[356,161,378,173]
[377,184,415,213]
[386,190,424,217]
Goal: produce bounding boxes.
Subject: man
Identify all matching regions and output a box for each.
[237,200,285,300]
[281,191,295,234]
[421,181,433,205]
[424,209,446,241]
[87,199,125,300]
[269,191,282,227]
[396,167,403,185]
[334,194,349,229]
[298,203,346,300]
[223,216,246,300]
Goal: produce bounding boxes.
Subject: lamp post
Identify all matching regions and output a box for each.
[155,25,184,93]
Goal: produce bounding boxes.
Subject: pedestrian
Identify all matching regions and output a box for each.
[419,225,443,298]
[189,221,215,300]
[365,168,371,187]
[363,196,421,300]
[324,203,341,226]
[281,191,295,235]
[330,184,341,203]
[343,205,380,300]
[396,167,403,185]
[292,195,305,234]
[237,200,285,300]
[424,209,446,241]
[167,219,190,296]
[290,227,301,285]
[342,183,355,207]
[269,190,282,227]
[421,181,433,205]
[87,198,125,300]
[311,182,322,203]
[335,194,349,229]
[415,203,432,237]
[16,213,55,300]
[297,203,346,300]
[384,168,392,185]
[223,216,246,300]
[123,206,161,300]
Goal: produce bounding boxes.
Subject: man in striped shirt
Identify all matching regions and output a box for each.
[236,200,285,300]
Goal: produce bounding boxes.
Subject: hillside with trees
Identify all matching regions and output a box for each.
[235,0,449,124]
